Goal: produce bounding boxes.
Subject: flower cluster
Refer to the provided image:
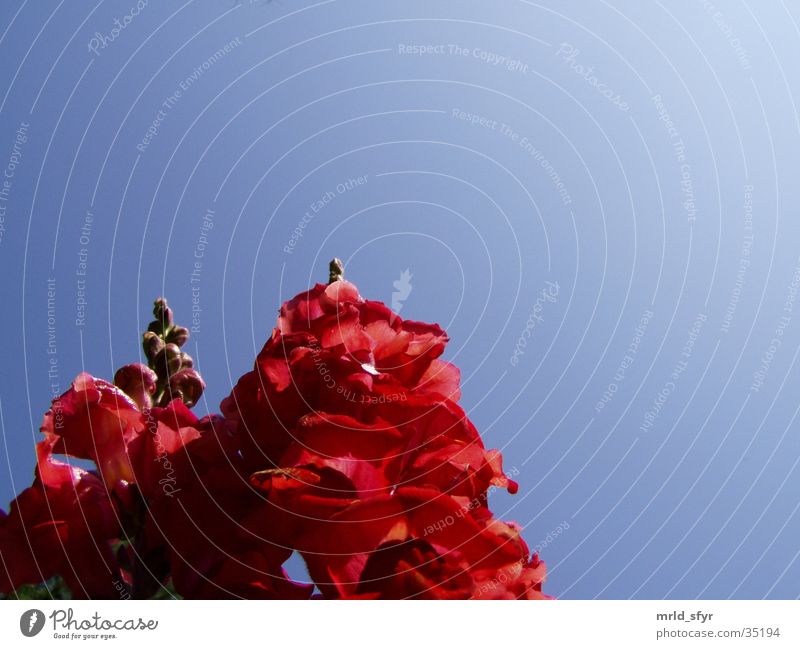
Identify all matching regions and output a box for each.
[0,261,547,599]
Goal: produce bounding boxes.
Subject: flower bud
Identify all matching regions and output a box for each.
[113,363,158,410]
[328,258,345,283]
[142,331,164,361]
[166,343,183,374]
[166,368,205,407]
[153,343,183,378]
[152,297,174,328]
[166,326,190,347]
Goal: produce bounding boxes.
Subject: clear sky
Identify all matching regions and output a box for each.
[1,0,800,598]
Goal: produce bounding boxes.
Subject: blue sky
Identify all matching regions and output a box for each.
[1,0,800,598]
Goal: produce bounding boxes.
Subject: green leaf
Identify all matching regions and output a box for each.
[149,581,182,600]
[0,575,72,600]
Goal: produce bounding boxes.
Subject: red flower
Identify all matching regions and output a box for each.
[20,372,310,599]
[288,487,546,599]
[0,443,122,598]
[234,276,545,599]
[223,281,466,472]
[41,372,143,492]
[1,268,548,599]
[277,281,460,398]
[125,399,202,501]
[138,415,311,599]
[40,371,203,501]
[251,401,516,540]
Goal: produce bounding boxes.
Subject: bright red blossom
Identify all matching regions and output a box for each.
[0,448,122,598]
[0,273,547,599]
